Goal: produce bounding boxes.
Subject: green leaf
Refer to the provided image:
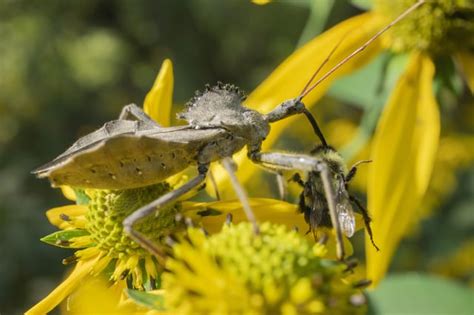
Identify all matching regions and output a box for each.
[296,0,335,47]
[350,0,373,10]
[368,274,474,315]
[335,53,409,159]
[73,188,90,205]
[328,52,390,110]
[127,289,166,311]
[41,229,90,248]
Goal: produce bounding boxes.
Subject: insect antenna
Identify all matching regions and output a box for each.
[299,0,425,100]
[298,31,349,99]
[296,30,349,147]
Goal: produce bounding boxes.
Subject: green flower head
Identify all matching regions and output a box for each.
[163,222,368,315]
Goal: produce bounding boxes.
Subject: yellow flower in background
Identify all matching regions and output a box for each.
[143,59,174,127]
[251,0,271,5]
[247,0,472,287]
[367,0,472,287]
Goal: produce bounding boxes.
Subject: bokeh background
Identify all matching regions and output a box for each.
[1,1,472,314]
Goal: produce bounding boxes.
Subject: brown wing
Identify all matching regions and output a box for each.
[34,126,227,189]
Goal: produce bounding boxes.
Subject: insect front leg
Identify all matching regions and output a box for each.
[250,151,345,260]
[290,172,305,188]
[123,163,209,258]
[345,160,372,183]
[118,103,160,128]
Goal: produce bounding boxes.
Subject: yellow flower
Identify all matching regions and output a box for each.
[136,223,369,315]
[366,0,472,287]
[248,0,472,287]
[26,60,314,314]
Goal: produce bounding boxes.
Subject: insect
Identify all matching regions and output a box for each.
[33,1,424,260]
[290,144,379,254]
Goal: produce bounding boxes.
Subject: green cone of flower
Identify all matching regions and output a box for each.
[162,222,367,315]
[375,0,474,54]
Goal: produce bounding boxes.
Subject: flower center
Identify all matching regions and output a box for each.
[164,223,367,314]
[375,0,474,55]
[85,183,181,257]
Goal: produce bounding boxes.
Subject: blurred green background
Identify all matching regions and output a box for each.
[0,1,472,314]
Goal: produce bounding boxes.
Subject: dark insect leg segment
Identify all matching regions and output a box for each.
[349,194,379,251]
[221,157,259,233]
[123,164,209,259]
[290,172,305,187]
[345,160,372,183]
[250,151,345,259]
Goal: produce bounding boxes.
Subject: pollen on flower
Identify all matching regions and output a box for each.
[163,222,368,314]
[375,0,474,55]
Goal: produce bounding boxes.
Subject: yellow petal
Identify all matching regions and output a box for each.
[455,51,474,93]
[25,259,97,315]
[60,186,76,201]
[63,277,151,314]
[143,59,174,126]
[252,0,271,4]
[209,13,384,196]
[366,52,440,287]
[46,205,88,229]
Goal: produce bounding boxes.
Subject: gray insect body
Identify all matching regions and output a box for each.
[34,83,307,258]
[33,85,273,190]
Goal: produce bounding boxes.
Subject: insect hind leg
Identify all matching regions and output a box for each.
[221,157,259,233]
[119,103,160,128]
[123,164,209,259]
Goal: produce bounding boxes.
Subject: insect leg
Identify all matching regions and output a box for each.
[349,194,379,251]
[208,169,221,200]
[118,103,160,128]
[318,162,345,260]
[290,172,305,188]
[221,157,259,233]
[123,163,209,258]
[275,171,287,200]
[250,151,345,259]
[345,160,372,183]
[253,161,288,199]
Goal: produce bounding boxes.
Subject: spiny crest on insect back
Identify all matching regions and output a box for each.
[178,82,248,126]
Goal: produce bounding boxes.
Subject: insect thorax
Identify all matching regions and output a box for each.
[311,145,348,176]
[178,84,270,148]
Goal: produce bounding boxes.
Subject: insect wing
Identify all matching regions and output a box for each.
[336,194,356,237]
[34,126,228,189]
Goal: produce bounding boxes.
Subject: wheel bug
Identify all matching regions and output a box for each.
[33,1,424,260]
